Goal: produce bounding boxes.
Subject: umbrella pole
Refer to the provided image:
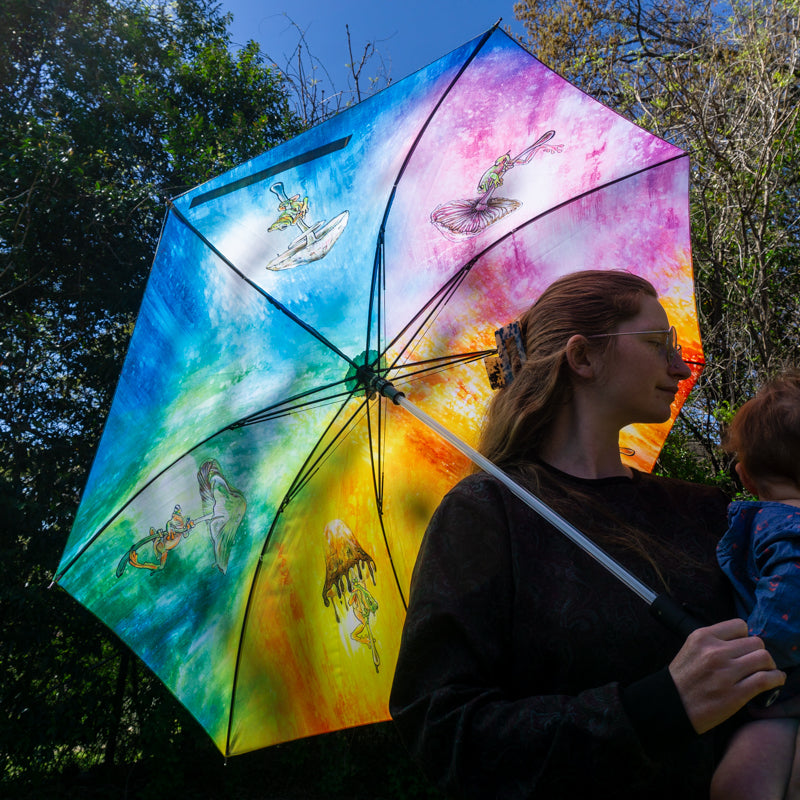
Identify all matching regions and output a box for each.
[370,375,700,638]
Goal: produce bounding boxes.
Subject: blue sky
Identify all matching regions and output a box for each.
[219,0,525,89]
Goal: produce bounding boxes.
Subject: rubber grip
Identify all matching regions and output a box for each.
[650,594,703,639]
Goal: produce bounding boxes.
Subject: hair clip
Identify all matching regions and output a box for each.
[484,320,526,390]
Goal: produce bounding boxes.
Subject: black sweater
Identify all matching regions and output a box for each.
[389,465,733,799]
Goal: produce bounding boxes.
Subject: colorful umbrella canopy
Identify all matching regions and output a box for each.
[54,26,703,756]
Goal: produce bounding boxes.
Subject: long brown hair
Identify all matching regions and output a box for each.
[479,269,657,466]
[476,270,698,589]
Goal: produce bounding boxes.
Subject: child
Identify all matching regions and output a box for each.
[713,370,800,800]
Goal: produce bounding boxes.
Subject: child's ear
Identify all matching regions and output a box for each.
[735,462,760,497]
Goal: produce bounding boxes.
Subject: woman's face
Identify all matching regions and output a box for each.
[596,294,692,427]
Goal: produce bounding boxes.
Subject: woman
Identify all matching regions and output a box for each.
[389,270,784,799]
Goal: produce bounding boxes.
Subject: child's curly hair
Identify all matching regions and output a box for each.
[725,370,800,489]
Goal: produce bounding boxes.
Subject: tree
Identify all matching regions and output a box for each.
[261,15,393,127]
[1,3,439,796]
[0,0,300,783]
[513,0,800,478]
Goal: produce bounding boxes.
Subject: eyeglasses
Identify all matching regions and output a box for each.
[586,326,683,365]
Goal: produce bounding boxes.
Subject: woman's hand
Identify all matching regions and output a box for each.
[748,668,800,719]
[669,618,786,734]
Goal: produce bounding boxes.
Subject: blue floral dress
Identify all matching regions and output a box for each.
[717,500,800,669]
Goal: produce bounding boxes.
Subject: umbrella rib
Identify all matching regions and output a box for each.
[362,238,479,605]
[168,202,358,369]
[224,391,369,754]
[374,23,497,234]
[234,392,352,427]
[280,394,368,509]
[232,382,354,427]
[371,367,385,512]
[388,272,473,371]
[365,233,385,363]
[389,351,495,383]
[366,394,383,514]
[52,379,356,583]
[224,492,297,757]
[382,261,476,370]
[364,392,409,610]
[469,152,691,265]
[364,350,494,614]
[365,22,497,362]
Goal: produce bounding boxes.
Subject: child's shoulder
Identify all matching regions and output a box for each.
[728,499,800,534]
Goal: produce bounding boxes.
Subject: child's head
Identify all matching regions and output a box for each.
[725,370,800,498]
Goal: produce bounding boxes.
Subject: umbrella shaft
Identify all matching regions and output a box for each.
[396,396,658,605]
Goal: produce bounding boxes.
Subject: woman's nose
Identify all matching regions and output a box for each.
[669,352,692,379]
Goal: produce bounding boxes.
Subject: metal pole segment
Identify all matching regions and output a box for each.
[395,394,658,605]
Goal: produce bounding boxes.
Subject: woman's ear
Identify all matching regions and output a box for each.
[565,334,600,380]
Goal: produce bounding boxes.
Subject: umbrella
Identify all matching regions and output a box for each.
[53,25,704,757]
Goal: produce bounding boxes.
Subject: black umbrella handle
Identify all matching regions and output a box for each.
[651,594,783,708]
[649,593,703,639]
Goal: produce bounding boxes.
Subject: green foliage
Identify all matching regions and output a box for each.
[9,0,797,792]
[0,1,423,794]
[654,413,736,491]
[0,0,304,790]
[514,0,800,481]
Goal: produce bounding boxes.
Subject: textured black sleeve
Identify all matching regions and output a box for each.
[389,479,697,799]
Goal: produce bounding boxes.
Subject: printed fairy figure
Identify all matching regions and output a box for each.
[477,153,515,193]
[264,181,349,271]
[349,575,380,671]
[430,129,561,241]
[268,193,309,232]
[349,577,379,644]
[127,504,196,572]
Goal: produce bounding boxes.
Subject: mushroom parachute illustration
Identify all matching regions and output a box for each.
[265,182,349,271]
[430,129,562,240]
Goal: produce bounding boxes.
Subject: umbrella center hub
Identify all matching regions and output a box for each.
[344,350,384,398]
[343,351,404,404]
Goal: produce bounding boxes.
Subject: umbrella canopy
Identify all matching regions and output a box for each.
[54,26,703,756]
